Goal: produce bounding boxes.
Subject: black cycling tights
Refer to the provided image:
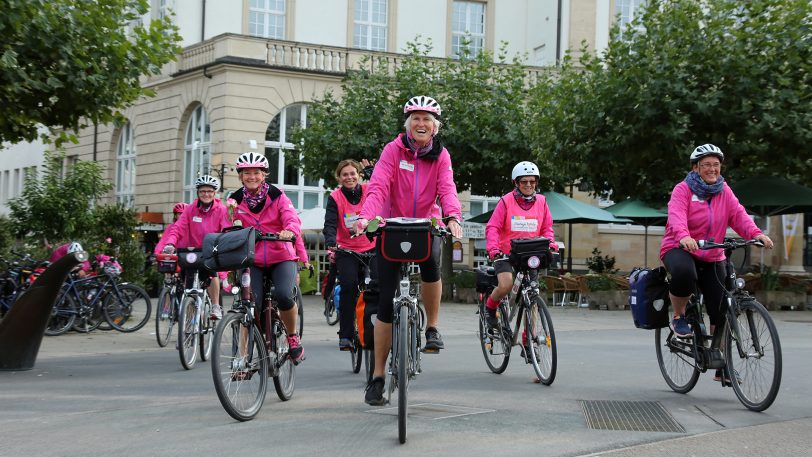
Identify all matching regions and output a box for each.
[374,235,441,324]
[662,248,727,327]
[249,261,298,312]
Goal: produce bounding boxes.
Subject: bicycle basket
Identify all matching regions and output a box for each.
[155,253,178,274]
[379,218,432,263]
[475,266,498,293]
[509,237,551,269]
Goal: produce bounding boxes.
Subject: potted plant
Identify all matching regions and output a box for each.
[584,248,627,310]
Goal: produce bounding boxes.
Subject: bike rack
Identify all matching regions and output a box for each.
[0,251,87,371]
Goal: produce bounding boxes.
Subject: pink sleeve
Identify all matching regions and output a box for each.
[154,222,177,254]
[295,235,308,263]
[485,198,507,254]
[360,143,397,220]
[726,187,762,239]
[436,150,462,220]
[162,207,191,247]
[667,183,692,241]
[278,193,302,235]
[539,200,557,250]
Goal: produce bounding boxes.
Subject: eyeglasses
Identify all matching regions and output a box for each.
[698,162,721,170]
[518,179,537,186]
[198,190,216,195]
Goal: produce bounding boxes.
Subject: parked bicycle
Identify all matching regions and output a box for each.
[176,248,215,370]
[655,238,782,411]
[475,237,558,385]
[1,252,47,319]
[210,233,297,421]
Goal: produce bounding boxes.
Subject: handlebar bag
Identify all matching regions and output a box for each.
[155,253,178,274]
[379,219,432,263]
[177,249,206,270]
[509,237,552,268]
[202,227,256,272]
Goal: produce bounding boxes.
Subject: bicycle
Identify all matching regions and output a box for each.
[155,252,182,347]
[364,217,450,444]
[323,261,339,326]
[1,252,46,319]
[210,233,298,421]
[475,237,558,385]
[655,238,782,412]
[334,246,375,376]
[176,248,215,370]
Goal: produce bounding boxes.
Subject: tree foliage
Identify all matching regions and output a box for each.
[0,0,181,145]
[293,40,541,195]
[529,0,812,203]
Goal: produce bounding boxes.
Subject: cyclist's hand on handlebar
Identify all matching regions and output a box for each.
[755,234,774,249]
[679,236,699,252]
[353,218,369,235]
[278,230,295,241]
[327,246,336,262]
[447,218,463,238]
[488,249,504,261]
[162,244,176,254]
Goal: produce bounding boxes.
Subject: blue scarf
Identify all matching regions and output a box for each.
[685,171,724,200]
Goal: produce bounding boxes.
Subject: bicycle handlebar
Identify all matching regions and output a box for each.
[698,238,764,251]
[256,232,297,242]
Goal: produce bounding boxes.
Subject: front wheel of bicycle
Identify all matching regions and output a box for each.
[655,326,699,393]
[178,295,199,370]
[324,290,339,326]
[397,303,409,444]
[478,298,511,374]
[155,286,176,347]
[351,331,363,374]
[199,294,214,361]
[45,291,77,336]
[211,311,269,421]
[272,321,296,401]
[726,298,782,412]
[104,284,152,332]
[296,288,304,338]
[525,296,557,385]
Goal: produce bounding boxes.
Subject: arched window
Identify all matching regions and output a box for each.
[264,104,324,209]
[183,105,211,202]
[116,122,136,208]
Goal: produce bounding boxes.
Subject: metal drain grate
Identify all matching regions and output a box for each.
[368,403,494,420]
[581,400,685,433]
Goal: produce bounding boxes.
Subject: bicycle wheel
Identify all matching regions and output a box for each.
[211,311,268,421]
[351,331,363,374]
[478,298,511,374]
[397,303,409,444]
[72,300,104,333]
[525,296,557,385]
[155,286,176,347]
[199,294,213,361]
[655,327,700,393]
[295,287,304,338]
[178,294,199,370]
[104,284,152,332]
[45,291,77,336]
[324,289,339,326]
[726,298,782,411]
[272,320,296,401]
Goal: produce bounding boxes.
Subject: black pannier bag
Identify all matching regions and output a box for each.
[475,266,498,293]
[629,266,670,329]
[202,227,256,272]
[509,237,552,268]
[379,218,432,263]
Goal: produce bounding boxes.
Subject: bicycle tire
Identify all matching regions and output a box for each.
[199,293,213,361]
[726,298,782,412]
[72,297,104,333]
[478,298,511,374]
[525,296,557,385]
[104,284,152,332]
[324,290,339,326]
[296,287,304,338]
[655,327,700,393]
[211,311,268,421]
[272,320,296,401]
[178,294,199,370]
[397,303,409,444]
[351,331,363,374]
[155,286,176,347]
[45,291,77,336]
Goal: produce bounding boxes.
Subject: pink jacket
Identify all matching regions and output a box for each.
[232,185,301,267]
[660,181,762,262]
[153,221,178,255]
[360,134,462,222]
[486,193,557,255]
[161,199,230,250]
[332,184,376,252]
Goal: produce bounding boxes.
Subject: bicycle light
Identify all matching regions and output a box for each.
[735,278,746,290]
[527,256,541,269]
[185,252,198,263]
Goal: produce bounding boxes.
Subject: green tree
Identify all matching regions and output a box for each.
[529,0,812,203]
[0,0,181,145]
[86,204,148,288]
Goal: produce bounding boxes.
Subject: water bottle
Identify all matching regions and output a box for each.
[334,284,341,313]
[511,273,522,296]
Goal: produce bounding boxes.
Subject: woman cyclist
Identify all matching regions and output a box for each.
[230,151,305,364]
[354,96,463,406]
[323,159,378,351]
[154,202,189,255]
[160,176,230,320]
[660,144,773,381]
[484,161,558,352]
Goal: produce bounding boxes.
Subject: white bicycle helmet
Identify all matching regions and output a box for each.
[194,175,220,191]
[235,151,270,171]
[403,96,442,118]
[511,161,541,181]
[67,242,83,254]
[690,144,724,164]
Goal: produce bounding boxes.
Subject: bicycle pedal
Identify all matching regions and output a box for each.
[421,347,440,354]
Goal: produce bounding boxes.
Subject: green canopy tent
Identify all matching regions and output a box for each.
[467,191,631,270]
[604,198,668,268]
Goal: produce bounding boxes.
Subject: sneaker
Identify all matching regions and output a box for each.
[210,304,223,321]
[669,316,692,338]
[521,344,539,362]
[714,368,742,385]
[485,308,499,330]
[288,334,305,365]
[424,327,445,350]
[365,376,387,406]
[339,337,354,351]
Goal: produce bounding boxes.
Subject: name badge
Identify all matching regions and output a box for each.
[343,212,359,229]
[510,216,538,232]
[691,194,701,202]
[192,216,203,223]
[399,160,414,172]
